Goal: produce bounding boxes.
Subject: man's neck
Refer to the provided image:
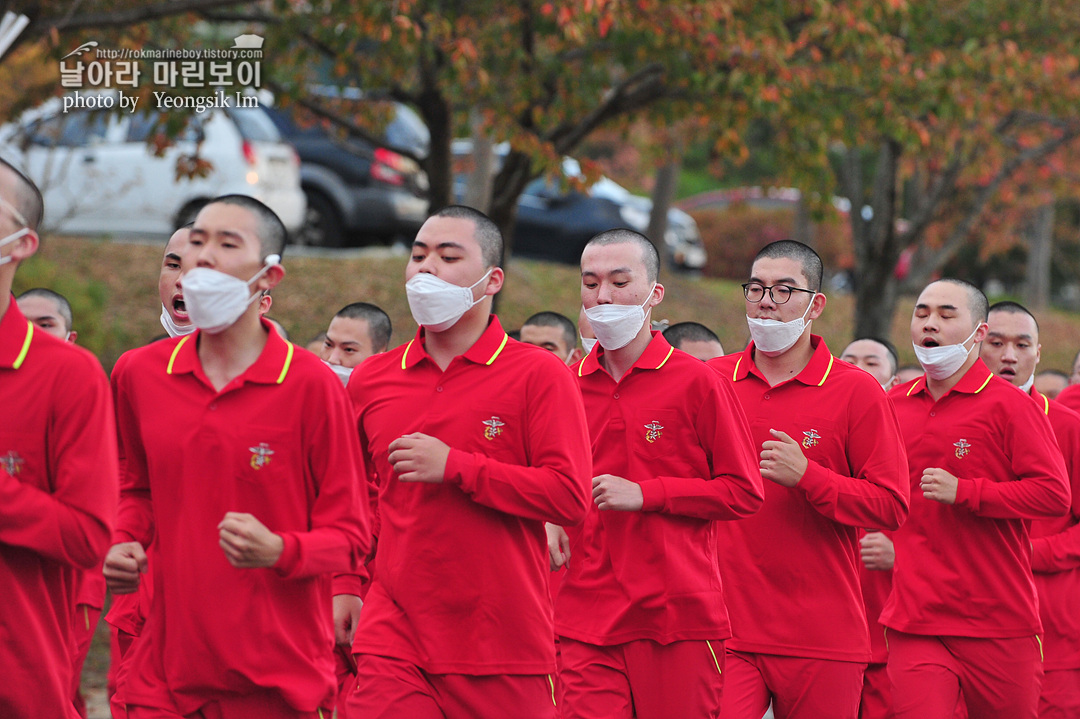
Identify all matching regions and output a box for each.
[753,331,815,387]
[599,325,653,383]
[926,354,978,401]
[422,304,491,372]
[197,309,268,392]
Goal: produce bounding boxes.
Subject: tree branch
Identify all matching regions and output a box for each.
[545,63,668,155]
[262,78,425,164]
[907,125,1080,286]
[27,0,256,33]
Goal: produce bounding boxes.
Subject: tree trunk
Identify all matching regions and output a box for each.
[417,89,453,214]
[463,108,495,213]
[488,149,534,264]
[1023,201,1055,310]
[646,159,680,273]
[842,140,903,341]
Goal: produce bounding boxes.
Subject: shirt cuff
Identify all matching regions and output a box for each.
[639,478,665,512]
[273,532,300,577]
[333,572,367,597]
[112,530,140,545]
[796,460,829,497]
[954,477,981,512]
[444,448,477,491]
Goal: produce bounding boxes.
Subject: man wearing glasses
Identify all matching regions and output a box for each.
[0,158,118,716]
[707,240,910,719]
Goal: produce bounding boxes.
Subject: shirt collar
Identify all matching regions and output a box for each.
[577,330,675,378]
[730,334,835,387]
[0,296,33,370]
[400,314,509,370]
[166,317,296,386]
[1030,386,1051,415]
[904,358,994,397]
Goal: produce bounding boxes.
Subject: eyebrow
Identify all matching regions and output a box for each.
[164,252,181,262]
[915,303,960,311]
[413,240,466,251]
[986,330,1034,341]
[581,267,633,278]
[749,276,801,286]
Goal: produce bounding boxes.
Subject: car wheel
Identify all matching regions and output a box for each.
[297,190,345,248]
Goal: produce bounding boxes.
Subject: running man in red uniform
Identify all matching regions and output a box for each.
[551,229,763,719]
[979,300,1080,719]
[104,195,370,718]
[882,280,1071,719]
[345,205,592,719]
[0,158,118,717]
[840,336,902,719]
[708,240,910,719]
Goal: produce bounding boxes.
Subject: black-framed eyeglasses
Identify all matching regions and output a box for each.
[742,282,816,304]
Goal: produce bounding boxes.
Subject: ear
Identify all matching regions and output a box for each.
[483,267,504,296]
[973,321,989,344]
[8,229,39,264]
[808,291,827,319]
[650,282,665,307]
[260,263,285,293]
[66,330,78,344]
[569,347,584,365]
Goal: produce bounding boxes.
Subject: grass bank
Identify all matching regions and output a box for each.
[14,236,1080,374]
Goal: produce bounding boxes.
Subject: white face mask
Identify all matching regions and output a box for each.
[580,335,597,355]
[159,304,195,338]
[322,359,353,387]
[584,284,655,351]
[1019,373,1035,394]
[0,227,30,267]
[746,298,814,354]
[912,325,979,381]
[181,255,279,334]
[406,269,492,333]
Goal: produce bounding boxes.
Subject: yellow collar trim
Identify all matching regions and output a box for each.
[817,354,834,387]
[276,341,295,384]
[400,338,415,370]
[485,333,509,366]
[166,335,192,374]
[11,321,33,370]
[655,346,674,370]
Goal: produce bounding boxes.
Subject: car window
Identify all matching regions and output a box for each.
[27,111,109,148]
[125,113,203,143]
[226,107,281,142]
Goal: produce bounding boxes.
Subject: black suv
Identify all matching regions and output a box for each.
[265,104,429,247]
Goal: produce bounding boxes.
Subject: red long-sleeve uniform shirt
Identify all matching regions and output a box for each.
[707,336,910,662]
[555,333,762,646]
[859,530,893,664]
[881,361,1071,638]
[347,317,592,675]
[0,299,118,717]
[112,323,370,714]
[1027,387,1080,668]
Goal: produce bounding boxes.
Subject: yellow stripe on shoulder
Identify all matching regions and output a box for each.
[973,372,993,394]
[276,341,295,384]
[12,321,33,370]
[400,339,415,370]
[732,355,742,381]
[166,335,191,375]
[906,377,923,396]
